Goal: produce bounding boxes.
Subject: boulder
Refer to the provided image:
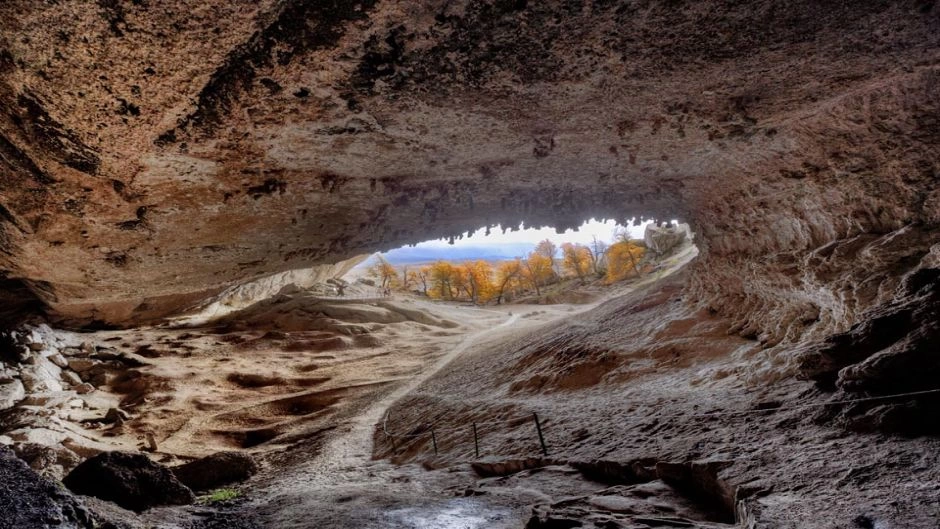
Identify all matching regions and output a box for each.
[0,447,97,529]
[74,383,95,395]
[62,370,84,387]
[63,451,195,512]
[49,353,70,368]
[68,359,98,373]
[0,379,25,410]
[171,451,259,491]
[21,358,63,392]
[643,223,690,255]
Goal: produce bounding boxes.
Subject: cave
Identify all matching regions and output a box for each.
[0,1,938,528]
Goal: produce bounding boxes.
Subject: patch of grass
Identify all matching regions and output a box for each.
[198,488,240,504]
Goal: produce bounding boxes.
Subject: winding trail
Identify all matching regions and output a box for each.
[286,310,521,482]
[322,312,521,470]
[247,248,700,527]
[247,308,529,528]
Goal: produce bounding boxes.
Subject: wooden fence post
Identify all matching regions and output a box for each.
[472,422,480,458]
[533,413,548,456]
[431,428,438,455]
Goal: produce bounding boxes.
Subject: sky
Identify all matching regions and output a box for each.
[351,218,660,266]
[399,218,651,250]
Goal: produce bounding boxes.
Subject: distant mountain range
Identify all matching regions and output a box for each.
[379,243,535,265]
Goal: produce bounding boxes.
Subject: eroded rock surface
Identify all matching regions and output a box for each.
[0,446,96,529]
[0,0,935,348]
[0,2,939,527]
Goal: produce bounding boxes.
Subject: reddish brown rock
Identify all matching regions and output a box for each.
[0,1,934,345]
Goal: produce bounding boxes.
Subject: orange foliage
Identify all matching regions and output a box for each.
[522,252,553,296]
[605,240,646,283]
[561,243,593,284]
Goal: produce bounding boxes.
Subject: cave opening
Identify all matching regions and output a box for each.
[344,217,695,305]
[2,0,938,526]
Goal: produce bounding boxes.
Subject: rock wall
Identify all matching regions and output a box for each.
[0,0,937,379]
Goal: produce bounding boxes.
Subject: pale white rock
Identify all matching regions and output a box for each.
[48,353,69,368]
[6,427,67,446]
[61,370,83,387]
[0,379,25,410]
[644,223,691,255]
[22,391,77,408]
[20,358,63,392]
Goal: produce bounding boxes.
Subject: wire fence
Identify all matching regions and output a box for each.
[381,388,940,458]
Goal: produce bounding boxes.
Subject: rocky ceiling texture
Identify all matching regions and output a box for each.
[0,0,938,380]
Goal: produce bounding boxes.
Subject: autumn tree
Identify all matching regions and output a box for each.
[589,236,608,276]
[368,255,398,289]
[494,258,523,304]
[399,265,412,291]
[429,260,457,299]
[415,266,431,296]
[461,260,494,304]
[523,252,553,297]
[451,264,471,299]
[605,240,646,283]
[561,243,593,284]
[534,239,559,278]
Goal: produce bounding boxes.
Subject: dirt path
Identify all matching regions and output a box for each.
[239,250,704,527]
[313,311,521,476]
[245,308,538,528]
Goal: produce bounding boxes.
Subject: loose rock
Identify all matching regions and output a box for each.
[62,370,84,387]
[63,451,195,512]
[49,353,70,368]
[0,379,25,410]
[171,451,259,491]
[68,358,98,373]
[0,447,96,528]
[74,383,95,395]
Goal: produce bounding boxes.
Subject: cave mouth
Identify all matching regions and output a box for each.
[347,216,694,304]
[378,218,645,265]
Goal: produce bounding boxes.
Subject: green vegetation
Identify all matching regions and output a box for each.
[198,488,240,504]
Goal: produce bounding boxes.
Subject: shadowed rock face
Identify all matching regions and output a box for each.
[0,1,937,354]
[0,447,96,529]
[63,451,195,512]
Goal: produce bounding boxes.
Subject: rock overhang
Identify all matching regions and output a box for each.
[0,0,936,332]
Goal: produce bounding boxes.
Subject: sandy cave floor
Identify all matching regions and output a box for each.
[64,286,630,528]
[49,243,940,529]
